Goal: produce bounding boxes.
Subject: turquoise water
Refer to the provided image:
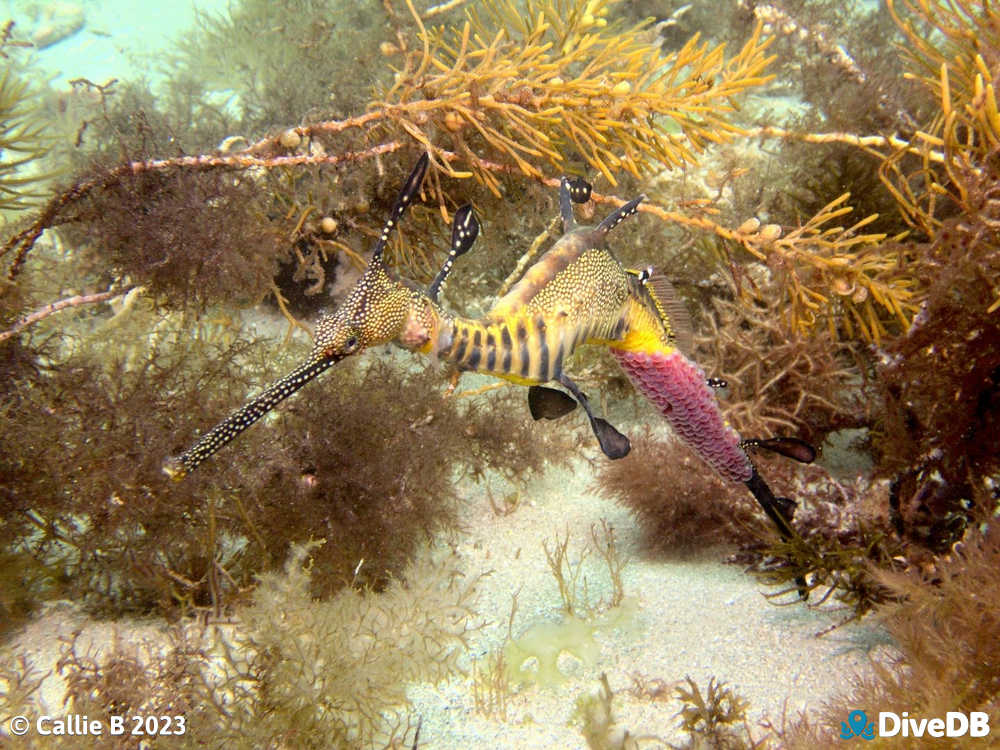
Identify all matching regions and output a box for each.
[4,0,225,89]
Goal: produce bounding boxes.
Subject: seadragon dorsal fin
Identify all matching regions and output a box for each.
[639,268,694,356]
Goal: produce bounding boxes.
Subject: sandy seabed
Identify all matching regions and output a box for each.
[405,458,883,748]
[8,453,884,748]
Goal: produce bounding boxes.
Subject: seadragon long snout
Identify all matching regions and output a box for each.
[610,347,754,483]
[163,355,340,479]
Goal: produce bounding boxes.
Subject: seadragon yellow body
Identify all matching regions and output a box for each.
[165,155,809,539]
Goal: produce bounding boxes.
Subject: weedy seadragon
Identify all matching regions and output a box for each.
[165,154,815,546]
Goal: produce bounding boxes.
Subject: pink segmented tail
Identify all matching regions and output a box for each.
[611,348,753,483]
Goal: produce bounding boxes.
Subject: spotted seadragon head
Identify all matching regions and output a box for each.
[164,154,434,479]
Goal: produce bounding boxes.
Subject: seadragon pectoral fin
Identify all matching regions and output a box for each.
[527,382,628,458]
[556,374,630,460]
[527,385,577,420]
[636,268,695,357]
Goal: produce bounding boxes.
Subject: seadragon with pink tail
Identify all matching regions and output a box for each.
[168,156,815,558]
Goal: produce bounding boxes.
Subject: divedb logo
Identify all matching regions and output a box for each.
[840,709,991,740]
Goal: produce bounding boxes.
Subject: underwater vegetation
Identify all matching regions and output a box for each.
[573,671,754,749]
[1,0,1000,745]
[695,270,867,446]
[493,520,632,694]
[594,1,1000,733]
[1,290,547,622]
[68,165,284,310]
[674,676,751,750]
[853,0,1000,551]
[861,0,1000,548]
[596,431,758,553]
[2,543,481,749]
[169,0,389,137]
[0,21,55,220]
[775,522,1000,748]
[376,0,775,192]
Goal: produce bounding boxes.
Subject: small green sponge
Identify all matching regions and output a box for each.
[504,615,600,686]
[503,600,639,686]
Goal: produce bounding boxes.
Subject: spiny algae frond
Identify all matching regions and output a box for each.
[744,0,1000,342]
[883,0,1000,240]
[379,0,775,192]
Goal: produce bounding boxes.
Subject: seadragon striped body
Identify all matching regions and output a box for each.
[165,154,806,542]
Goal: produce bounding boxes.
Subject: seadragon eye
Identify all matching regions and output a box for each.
[344,335,360,352]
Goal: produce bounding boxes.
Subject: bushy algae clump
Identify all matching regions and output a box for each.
[4,544,482,749]
[596,431,757,552]
[0,23,55,221]
[1,295,547,620]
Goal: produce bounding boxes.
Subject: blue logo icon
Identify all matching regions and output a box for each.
[841,710,875,740]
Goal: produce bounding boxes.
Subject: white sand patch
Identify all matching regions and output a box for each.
[405,456,883,748]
